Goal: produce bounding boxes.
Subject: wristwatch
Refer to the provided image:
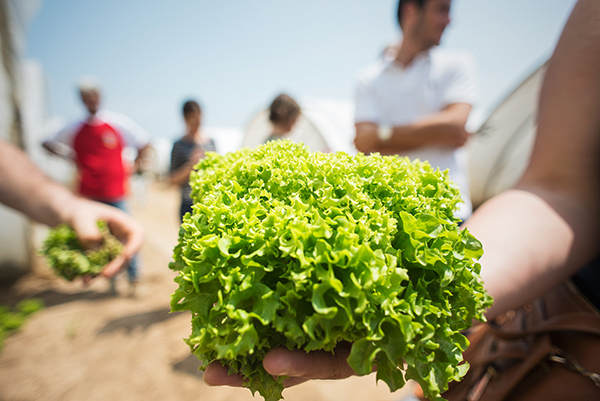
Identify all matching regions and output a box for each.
[377,125,393,141]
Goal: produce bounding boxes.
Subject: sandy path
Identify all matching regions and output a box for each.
[0,182,414,401]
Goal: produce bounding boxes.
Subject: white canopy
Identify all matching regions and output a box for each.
[467,63,547,208]
[242,81,549,211]
[242,97,357,154]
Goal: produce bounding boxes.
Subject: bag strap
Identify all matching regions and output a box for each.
[465,334,560,401]
[489,312,600,340]
[489,281,600,340]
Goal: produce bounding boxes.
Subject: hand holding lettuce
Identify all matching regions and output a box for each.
[170,140,492,401]
[41,221,124,281]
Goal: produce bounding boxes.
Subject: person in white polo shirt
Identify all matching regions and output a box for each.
[354,0,478,221]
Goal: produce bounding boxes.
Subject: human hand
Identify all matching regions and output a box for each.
[448,127,471,147]
[354,123,380,153]
[61,197,144,280]
[204,343,359,389]
[190,147,205,165]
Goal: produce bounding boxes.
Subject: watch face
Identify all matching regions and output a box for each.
[378,125,393,140]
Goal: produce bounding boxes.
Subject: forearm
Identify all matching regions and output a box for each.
[354,104,470,154]
[466,185,599,320]
[356,123,464,154]
[466,0,600,320]
[387,120,465,150]
[169,163,194,185]
[0,140,77,226]
[1,139,144,276]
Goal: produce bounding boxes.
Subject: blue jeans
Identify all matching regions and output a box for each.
[98,198,139,283]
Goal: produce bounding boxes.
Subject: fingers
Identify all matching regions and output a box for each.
[101,253,128,279]
[69,207,103,251]
[97,205,145,259]
[459,129,471,146]
[203,354,318,389]
[190,148,204,164]
[110,218,144,260]
[262,344,355,381]
[65,198,144,276]
[282,376,309,387]
[205,345,358,391]
[204,361,245,387]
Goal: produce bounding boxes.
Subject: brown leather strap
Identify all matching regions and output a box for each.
[489,313,600,340]
[468,335,560,401]
[440,281,600,401]
[475,350,530,366]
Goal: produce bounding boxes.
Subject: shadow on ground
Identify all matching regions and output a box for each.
[97,307,180,335]
[172,353,204,379]
[0,287,114,309]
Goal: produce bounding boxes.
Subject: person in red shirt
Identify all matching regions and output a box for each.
[43,78,149,293]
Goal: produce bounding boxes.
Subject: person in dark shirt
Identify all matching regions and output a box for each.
[169,100,216,221]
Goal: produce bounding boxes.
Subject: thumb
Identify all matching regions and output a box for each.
[71,218,103,251]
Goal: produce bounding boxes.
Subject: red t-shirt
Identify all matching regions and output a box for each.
[73,121,126,200]
[46,110,149,201]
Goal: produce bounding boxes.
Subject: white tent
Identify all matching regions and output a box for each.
[241,81,547,210]
[242,97,357,154]
[467,63,547,209]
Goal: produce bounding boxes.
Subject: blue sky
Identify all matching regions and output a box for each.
[26,0,577,140]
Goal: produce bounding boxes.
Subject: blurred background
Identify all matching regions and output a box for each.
[0,1,579,400]
[23,0,577,157]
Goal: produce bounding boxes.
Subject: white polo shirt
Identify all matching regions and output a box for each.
[354,47,478,220]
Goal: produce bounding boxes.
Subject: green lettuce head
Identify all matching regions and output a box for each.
[41,222,123,281]
[170,140,492,401]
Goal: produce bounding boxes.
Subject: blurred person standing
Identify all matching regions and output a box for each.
[42,78,150,293]
[354,0,478,221]
[170,100,216,221]
[264,94,301,143]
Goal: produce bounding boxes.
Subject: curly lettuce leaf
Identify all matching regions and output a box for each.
[170,140,492,401]
[41,222,123,281]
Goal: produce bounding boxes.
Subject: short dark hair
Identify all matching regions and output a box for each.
[269,94,300,125]
[397,0,426,27]
[182,100,201,117]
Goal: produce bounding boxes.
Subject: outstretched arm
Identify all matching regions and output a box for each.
[466,0,600,318]
[0,138,144,278]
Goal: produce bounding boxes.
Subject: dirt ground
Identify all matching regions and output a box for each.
[0,182,415,401]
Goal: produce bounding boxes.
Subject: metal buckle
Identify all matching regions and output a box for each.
[549,353,600,388]
[467,366,497,401]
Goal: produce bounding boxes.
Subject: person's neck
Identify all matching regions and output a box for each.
[86,110,98,123]
[395,39,429,68]
[271,125,289,136]
[184,129,202,141]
